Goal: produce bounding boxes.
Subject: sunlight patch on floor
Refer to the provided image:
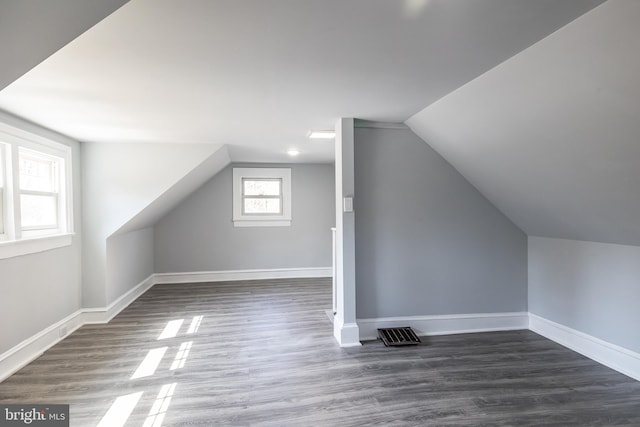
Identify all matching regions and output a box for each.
[142,383,177,427]
[96,391,143,427]
[131,347,168,379]
[170,342,193,370]
[187,315,203,334]
[158,319,185,340]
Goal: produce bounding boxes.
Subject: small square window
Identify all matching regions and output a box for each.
[233,168,291,227]
[242,178,283,215]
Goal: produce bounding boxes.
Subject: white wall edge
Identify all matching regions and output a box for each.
[357,312,529,341]
[153,267,332,284]
[529,313,640,381]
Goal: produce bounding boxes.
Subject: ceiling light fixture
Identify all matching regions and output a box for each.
[308,130,336,139]
[287,149,300,156]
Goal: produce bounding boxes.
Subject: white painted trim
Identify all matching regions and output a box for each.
[529,313,640,381]
[153,267,332,284]
[84,275,156,324]
[4,303,640,386]
[357,312,529,341]
[333,318,361,347]
[232,220,291,227]
[0,309,85,383]
[0,113,75,250]
[353,120,408,130]
[0,233,74,260]
[0,274,154,382]
[232,167,292,226]
[0,269,332,382]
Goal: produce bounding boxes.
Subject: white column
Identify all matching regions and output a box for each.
[331,227,337,314]
[333,118,360,346]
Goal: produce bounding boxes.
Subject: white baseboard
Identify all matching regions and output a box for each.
[83,275,155,324]
[5,280,639,386]
[0,274,154,382]
[0,269,331,382]
[0,309,85,383]
[529,313,640,381]
[358,312,529,341]
[153,267,332,284]
[334,318,362,347]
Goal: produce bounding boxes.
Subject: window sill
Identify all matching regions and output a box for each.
[233,220,291,227]
[0,233,75,260]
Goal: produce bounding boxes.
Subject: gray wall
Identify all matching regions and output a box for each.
[0,242,82,355]
[0,115,82,355]
[154,164,335,273]
[106,227,154,304]
[354,124,527,318]
[529,236,640,353]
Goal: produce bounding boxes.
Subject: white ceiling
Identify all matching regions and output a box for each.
[0,0,602,163]
[0,0,129,92]
[408,0,640,245]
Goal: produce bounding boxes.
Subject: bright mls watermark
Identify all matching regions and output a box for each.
[0,405,68,426]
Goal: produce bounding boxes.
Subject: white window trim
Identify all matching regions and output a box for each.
[0,143,6,239]
[0,120,74,259]
[0,233,74,259]
[232,167,291,227]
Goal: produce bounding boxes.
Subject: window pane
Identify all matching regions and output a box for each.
[0,189,4,235]
[19,152,56,192]
[243,179,281,196]
[0,149,3,234]
[0,147,4,187]
[243,198,281,214]
[20,194,57,228]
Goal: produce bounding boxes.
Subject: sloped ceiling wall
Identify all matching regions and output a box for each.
[0,0,604,163]
[81,143,229,307]
[407,0,640,246]
[0,0,129,91]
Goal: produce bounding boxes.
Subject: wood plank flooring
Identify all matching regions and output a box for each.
[1,278,640,426]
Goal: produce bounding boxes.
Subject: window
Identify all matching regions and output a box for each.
[19,148,63,233]
[0,121,73,258]
[242,178,282,215]
[0,145,5,238]
[232,168,291,227]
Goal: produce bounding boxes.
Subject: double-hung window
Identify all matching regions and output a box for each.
[0,144,5,239]
[242,178,283,215]
[19,148,63,234]
[232,168,291,227]
[0,120,73,258]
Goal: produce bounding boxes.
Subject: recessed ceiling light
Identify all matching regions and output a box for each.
[287,149,300,156]
[308,130,336,139]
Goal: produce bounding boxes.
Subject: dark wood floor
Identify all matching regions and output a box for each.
[1,278,640,426]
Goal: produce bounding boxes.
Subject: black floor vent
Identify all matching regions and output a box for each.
[378,327,421,347]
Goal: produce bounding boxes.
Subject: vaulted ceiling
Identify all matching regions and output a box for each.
[0,0,129,92]
[3,0,637,246]
[407,0,640,245]
[0,0,602,163]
